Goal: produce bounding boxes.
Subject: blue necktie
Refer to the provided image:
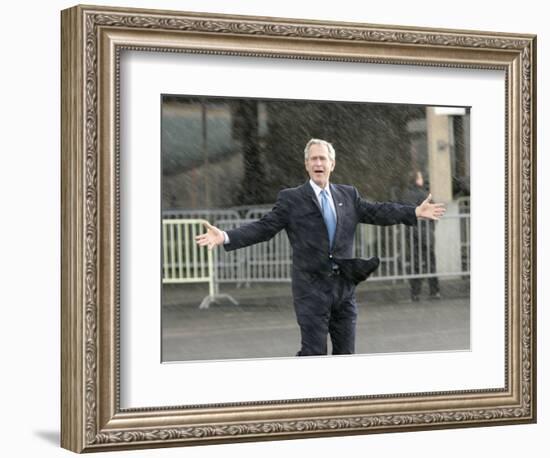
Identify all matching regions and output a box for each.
[320,190,336,248]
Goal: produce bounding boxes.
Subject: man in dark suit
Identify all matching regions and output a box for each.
[196,139,445,357]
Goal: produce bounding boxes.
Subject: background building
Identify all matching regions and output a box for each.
[161,96,470,211]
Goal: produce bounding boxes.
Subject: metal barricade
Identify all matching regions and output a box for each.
[240,209,292,284]
[215,219,292,285]
[355,225,401,280]
[213,219,248,287]
[162,218,237,309]
[218,213,470,284]
[162,210,471,293]
[244,206,274,220]
[457,197,471,273]
[163,208,240,222]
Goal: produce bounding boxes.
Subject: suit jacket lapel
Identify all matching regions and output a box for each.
[330,184,343,247]
[301,182,332,249]
[302,182,343,250]
[302,181,322,213]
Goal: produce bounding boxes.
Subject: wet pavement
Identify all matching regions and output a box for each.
[161,279,470,362]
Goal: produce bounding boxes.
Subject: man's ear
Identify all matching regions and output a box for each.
[331,160,336,171]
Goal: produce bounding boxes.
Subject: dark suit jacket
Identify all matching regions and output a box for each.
[224,182,417,276]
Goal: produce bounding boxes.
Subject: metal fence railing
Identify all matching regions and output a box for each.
[216,219,292,286]
[163,208,240,222]
[162,218,237,308]
[216,214,469,283]
[162,208,470,306]
[240,207,470,281]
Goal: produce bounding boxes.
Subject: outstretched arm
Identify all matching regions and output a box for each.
[356,187,417,226]
[356,188,446,226]
[415,193,446,220]
[195,190,290,251]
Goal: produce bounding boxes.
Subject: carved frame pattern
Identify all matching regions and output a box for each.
[61,4,536,453]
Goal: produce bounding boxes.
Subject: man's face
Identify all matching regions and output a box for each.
[305,143,335,189]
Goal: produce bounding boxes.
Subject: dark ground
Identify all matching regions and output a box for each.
[161,278,470,362]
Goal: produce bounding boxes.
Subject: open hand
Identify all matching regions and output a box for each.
[415,193,446,220]
[195,221,225,250]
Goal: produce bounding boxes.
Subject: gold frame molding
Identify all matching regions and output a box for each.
[61,4,537,453]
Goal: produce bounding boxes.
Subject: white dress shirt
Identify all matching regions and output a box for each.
[308,179,337,222]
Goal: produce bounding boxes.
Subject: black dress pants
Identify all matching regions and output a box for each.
[291,269,357,356]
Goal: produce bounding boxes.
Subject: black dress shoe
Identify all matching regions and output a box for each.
[334,256,380,284]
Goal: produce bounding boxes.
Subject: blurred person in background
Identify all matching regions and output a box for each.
[402,170,441,301]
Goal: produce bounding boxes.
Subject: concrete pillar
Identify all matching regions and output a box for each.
[426,107,461,277]
[426,107,453,202]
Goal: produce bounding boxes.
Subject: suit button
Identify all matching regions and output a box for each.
[329,254,333,259]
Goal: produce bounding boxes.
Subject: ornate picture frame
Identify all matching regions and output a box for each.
[61,4,536,453]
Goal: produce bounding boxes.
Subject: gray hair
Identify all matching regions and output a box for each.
[304,138,336,161]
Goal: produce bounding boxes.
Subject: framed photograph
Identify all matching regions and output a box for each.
[160,95,471,363]
[61,4,536,453]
